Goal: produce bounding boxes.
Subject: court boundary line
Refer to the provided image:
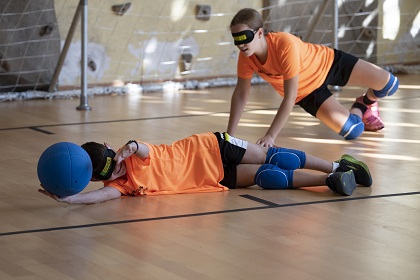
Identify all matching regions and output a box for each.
[1,94,419,132]
[1,191,418,237]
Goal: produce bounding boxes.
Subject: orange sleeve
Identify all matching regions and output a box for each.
[237,52,255,79]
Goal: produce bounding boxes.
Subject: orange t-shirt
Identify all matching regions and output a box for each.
[237,32,335,103]
[105,132,228,196]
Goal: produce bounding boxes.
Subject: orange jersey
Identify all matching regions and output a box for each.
[105,132,228,196]
[237,32,335,103]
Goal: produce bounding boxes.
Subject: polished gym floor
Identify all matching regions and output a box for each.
[0,74,419,280]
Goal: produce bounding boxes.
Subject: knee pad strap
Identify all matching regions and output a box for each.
[339,114,364,140]
[255,164,293,189]
[265,147,306,169]
[373,73,399,98]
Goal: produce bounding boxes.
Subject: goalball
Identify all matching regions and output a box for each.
[37,142,92,197]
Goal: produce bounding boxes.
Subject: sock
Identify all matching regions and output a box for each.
[363,94,375,105]
[351,102,368,115]
[332,162,339,172]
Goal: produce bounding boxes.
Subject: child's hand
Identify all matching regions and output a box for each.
[112,141,137,165]
[38,185,71,204]
[113,145,131,165]
[256,135,275,147]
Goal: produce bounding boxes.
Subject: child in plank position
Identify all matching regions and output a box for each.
[39,132,372,204]
[227,8,399,147]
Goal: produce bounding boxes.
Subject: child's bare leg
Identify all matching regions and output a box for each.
[293,170,356,195]
[304,154,334,173]
[292,170,328,188]
[347,59,391,101]
[236,164,328,188]
[241,142,334,173]
[241,142,268,164]
[236,164,262,187]
[236,164,355,195]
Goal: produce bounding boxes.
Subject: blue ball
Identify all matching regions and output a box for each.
[37,142,92,197]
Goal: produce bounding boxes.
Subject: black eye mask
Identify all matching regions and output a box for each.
[232,30,256,45]
[95,149,116,180]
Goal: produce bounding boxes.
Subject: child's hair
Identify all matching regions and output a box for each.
[230,8,264,31]
[81,142,106,179]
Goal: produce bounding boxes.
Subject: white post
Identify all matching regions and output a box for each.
[77,0,91,110]
[332,0,341,92]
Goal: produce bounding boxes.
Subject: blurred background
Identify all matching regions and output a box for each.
[0,0,419,99]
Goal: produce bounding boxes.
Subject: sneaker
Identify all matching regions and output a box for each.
[336,154,372,187]
[326,170,356,196]
[355,95,384,131]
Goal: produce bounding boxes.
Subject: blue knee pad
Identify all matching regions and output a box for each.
[265,147,306,169]
[373,73,399,98]
[339,114,364,140]
[254,164,294,189]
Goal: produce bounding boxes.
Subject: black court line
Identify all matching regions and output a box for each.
[29,126,54,135]
[2,93,419,132]
[0,191,418,237]
[0,113,199,131]
[240,194,280,206]
[0,110,247,132]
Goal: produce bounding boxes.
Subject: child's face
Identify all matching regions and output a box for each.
[107,159,127,181]
[92,144,128,181]
[104,145,127,181]
[231,24,261,57]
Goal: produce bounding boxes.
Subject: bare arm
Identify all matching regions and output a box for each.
[133,141,149,158]
[114,141,150,165]
[227,78,252,136]
[38,186,122,204]
[256,75,299,147]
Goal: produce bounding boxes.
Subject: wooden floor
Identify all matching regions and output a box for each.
[0,74,419,280]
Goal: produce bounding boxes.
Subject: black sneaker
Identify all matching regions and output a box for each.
[326,170,356,196]
[336,154,372,187]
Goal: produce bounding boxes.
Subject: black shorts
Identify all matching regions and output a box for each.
[297,49,359,116]
[213,132,247,189]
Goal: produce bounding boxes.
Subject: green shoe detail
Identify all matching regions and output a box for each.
[336,154,372,187]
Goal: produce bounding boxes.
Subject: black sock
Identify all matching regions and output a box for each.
[352,102,368,115]
[363,95,375,105]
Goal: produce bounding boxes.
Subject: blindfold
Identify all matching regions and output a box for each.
[232,29,257,45]
[95,149,116,180]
